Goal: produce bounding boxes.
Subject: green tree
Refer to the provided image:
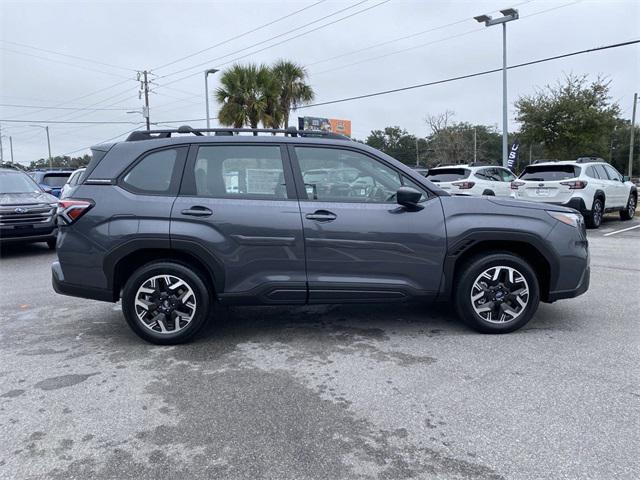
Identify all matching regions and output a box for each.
[215,63,272,133]
[29,154,91,170]
[515,74,621,160]
[365,126,428,166]
[272,60,314,128]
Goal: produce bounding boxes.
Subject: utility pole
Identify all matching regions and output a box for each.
[139,71,151,131]
[9,136,14,163]
[629,92,637,178]
[204,68,219,134]
[415,138,419,167]
[45,126,52,168]
[0,123,4,163]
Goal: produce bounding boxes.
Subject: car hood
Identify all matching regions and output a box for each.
[486,197,575,213]
[0,191,58,206]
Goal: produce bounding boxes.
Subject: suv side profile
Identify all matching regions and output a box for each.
[425,164,516,197]
[52,127,590,344]
[511,158,637,228]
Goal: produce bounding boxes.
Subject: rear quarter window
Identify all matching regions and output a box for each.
[42,174,71,187]
[426,168,471,182]
[520,165,580,181]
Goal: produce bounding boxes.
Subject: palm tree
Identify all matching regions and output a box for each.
[272,60,315,129]
[215,64,272,133]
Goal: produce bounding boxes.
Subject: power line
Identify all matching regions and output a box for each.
[0,39,137,72]
[0,119,140,124]
[297,39,640,109]
[153,0,327,71]
[0,47,133,80]
[0,103,135,111]
[156,0,390,87]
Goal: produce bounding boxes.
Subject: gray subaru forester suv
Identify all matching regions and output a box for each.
[52,126,590,344]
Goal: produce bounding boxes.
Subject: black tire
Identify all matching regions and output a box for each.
[454,252,540,334]
[585,197,604,229]
[619,193,636,221]
[482,190,495,196]
[46,239,56,250]
[122,261,211,345]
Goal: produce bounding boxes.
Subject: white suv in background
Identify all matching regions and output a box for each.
[511,158,637,228]
[425,163,516,196]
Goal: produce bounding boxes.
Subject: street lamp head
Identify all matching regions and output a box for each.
[205,68,219,76]
[500,8,518,17]
[474,14,492,23]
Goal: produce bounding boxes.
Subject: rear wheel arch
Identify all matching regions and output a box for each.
[110,246,221,301]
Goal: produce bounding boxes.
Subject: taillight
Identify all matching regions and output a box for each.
[57,200,93,225]
[452,181,475,189]
[560,180,588,189]
[511,181,525,190]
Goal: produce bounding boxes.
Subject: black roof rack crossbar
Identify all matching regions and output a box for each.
[125,125,350,141]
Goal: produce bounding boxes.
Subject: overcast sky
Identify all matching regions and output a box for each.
[1,0,638,164]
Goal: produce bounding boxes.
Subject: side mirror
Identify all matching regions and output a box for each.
[41,185,53,194]
[396,186,422,208]
[622,175,630,182]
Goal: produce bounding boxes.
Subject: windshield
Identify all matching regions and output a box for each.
[0,171,42,194]
[426,168,470,182]
[520,165,580,181]
[41,173,72,187]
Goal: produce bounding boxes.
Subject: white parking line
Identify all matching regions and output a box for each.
[603,224,640,236]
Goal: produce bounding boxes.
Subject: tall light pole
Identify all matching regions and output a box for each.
[30,124,52,168]
[204,68,219,133]
[629,92,637,178]
[475,8,519,168]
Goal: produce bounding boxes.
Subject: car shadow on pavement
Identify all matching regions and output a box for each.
[0,242,54,259]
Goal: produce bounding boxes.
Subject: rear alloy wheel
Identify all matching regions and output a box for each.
[122,262,210,344]
[455,253,540,333]
[585,197,604,229]
[620,194,636,221]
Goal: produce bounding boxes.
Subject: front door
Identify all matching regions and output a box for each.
[171,143,307,304]
[289,144,447,302]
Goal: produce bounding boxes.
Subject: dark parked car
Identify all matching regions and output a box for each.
[29,169,74,198]
[52,127,590,344]
[0,168,58,249]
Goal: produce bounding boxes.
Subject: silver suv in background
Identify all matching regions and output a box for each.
[511,158,637,228]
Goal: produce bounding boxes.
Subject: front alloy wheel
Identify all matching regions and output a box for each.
[470,266,530,324]
[620,194,636,220]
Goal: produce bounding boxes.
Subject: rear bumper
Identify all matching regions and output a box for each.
[0,227,57,244]
[51,261,115,302]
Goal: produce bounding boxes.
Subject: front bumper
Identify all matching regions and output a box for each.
[547,265,590,302]
[0,227,57,244]
[51,261,115,302]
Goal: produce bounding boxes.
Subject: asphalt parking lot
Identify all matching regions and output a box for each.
[1,215,639,480]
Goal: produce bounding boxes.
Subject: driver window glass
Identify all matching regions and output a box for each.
[604,165,622,181]
[295,147,402,203]
[499,169,516,182]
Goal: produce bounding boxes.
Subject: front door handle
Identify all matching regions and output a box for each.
[305,210,337,222]
[181,206,213,217]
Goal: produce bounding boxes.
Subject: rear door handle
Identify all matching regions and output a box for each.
[305,210,337,222]
[181,206,213,217]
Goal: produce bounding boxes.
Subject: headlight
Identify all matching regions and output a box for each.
[547,211,581,228]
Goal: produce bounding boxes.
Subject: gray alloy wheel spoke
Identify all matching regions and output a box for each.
[135,274,197,335]
[470,266,530,324]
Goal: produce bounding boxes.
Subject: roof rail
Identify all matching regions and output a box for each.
[125,125,351,142]
[575,156,605,163]
[531,159,559,164]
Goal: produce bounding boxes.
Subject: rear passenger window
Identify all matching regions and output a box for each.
[193,145,287,199]
[123,148,179,194]
[594,165,609,180]
[587,166,599,178]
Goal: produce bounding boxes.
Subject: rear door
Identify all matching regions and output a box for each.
[290,144,447,302]
[171,143,307,304]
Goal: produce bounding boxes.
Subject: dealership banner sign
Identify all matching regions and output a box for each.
[508,139,520,171]
[298,116,351,137]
